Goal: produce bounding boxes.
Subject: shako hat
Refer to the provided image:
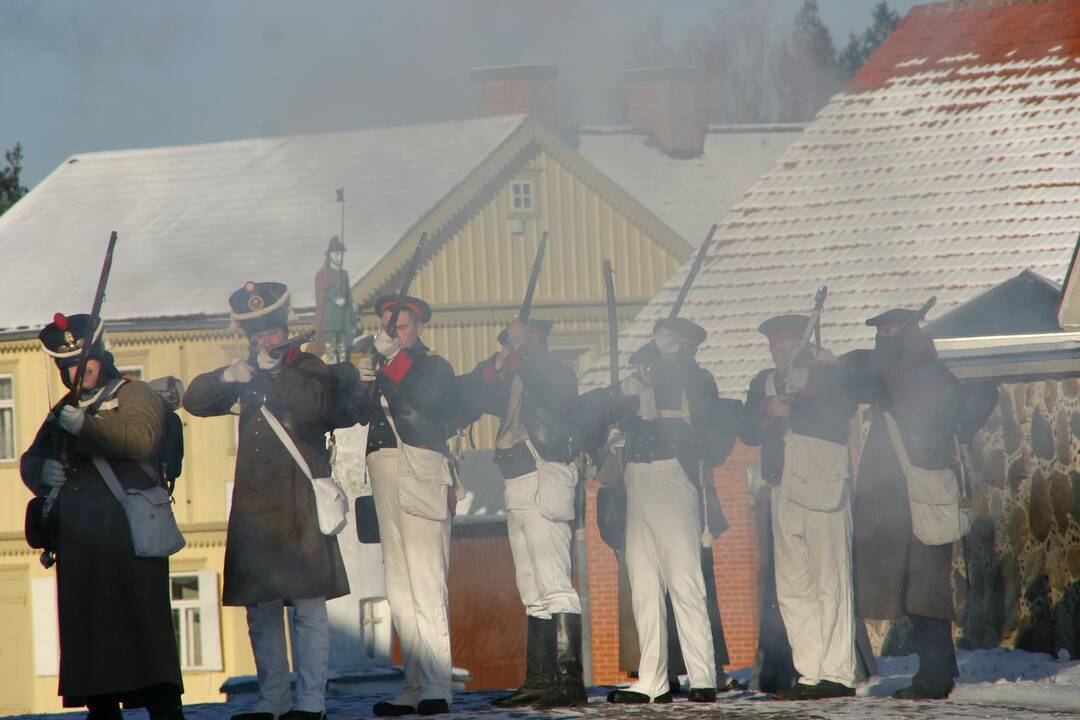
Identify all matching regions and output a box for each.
[866,308,918,328]
[758,314,809,343]
[229,281,291,335]
[39,313,105,366]
[325,236,346,255]
[653,317,707,348]
[373,294,432,324]
[497,319,554,347]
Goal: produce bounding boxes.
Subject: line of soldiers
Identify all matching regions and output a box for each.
[24,277,992,719]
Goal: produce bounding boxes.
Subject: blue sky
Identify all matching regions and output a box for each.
[1,0,921,188]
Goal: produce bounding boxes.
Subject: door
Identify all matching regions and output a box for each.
[0,566,33,714]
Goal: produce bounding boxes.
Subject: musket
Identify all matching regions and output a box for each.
[518,231,548,324]
[669,224,718,321]
[776,286,828,398]
[40,231,117,566]
[603,260,619,391]
[900,295,937,333]
[365,232,428,405]
[267,330,314,359]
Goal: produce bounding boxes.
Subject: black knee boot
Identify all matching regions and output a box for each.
[533,613,588,708]
[491,616,556,707]
[892,615,956,700]
[146,684,186,720]
[85,699,122,720]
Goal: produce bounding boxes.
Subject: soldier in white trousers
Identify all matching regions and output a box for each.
[740,314,860,700]
[608,318,725,705]
[460,318,587,708]
[358,294,458,718]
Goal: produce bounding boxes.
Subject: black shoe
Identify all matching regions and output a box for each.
[416,699,449,716]
[371,702,415,717]
[776,680,855,700]
[688,687,717,702]
[718,677,747,692]
[607,689,650,704]
[280,711,326,720]
[653,691,673,704]
[892,679,953,700]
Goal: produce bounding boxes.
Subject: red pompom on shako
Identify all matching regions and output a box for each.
[53,312,68,331]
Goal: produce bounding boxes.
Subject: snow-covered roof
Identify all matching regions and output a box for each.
[582,0,1080,398]
[0,115,527,330]
[576,125,802,246]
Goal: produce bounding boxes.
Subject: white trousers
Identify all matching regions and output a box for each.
[625,459,716,698]
[772,489,857,687]
[247,597,329,715]
[368,448,453,706]
[504,469,581,618]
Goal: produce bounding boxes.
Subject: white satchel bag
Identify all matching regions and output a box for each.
[261,406,348,536]
[882,412,970,546]
[94,457,186,558]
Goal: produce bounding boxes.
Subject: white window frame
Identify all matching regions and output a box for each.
[0,374,15,461]
[117,364,144,380]
[510,179,536,215]
[170,571,223,671]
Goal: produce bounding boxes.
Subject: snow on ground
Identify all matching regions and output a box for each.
[9,647,1080,720]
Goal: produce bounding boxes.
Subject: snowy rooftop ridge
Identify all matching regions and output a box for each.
[581,0,1080,397]
[0,115,527,331]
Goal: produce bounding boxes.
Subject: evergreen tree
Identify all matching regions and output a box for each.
[778,0,843,122]
[839,1,901,78]
[0,143,27,217]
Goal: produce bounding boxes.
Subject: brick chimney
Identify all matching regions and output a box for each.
[624,66,703,157]
[470,64,559,130]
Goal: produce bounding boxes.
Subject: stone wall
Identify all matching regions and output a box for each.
[959,378,1080,656]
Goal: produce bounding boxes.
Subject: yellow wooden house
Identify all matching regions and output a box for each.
[0,114,690,714]
[0,63,801,712]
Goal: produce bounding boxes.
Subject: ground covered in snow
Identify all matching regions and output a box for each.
[11,648,1080,719]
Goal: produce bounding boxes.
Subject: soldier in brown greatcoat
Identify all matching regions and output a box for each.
[23,313,184,719]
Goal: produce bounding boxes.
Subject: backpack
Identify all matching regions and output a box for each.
[145,376,185,493]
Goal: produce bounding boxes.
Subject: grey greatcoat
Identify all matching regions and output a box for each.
[21,380,183,707]
[183,352,349,606]
[846,342,959,621]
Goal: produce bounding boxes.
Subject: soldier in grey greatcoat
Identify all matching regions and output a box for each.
[184,282,349,720]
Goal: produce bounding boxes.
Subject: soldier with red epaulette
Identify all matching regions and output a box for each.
[184,282,349,720]
[355,294,457,718]
[458,318,587,709]
[741,314,859,701]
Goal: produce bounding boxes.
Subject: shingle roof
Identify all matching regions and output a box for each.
[581,0,1080,398]
[576,125,802,246]
[0,115,527,330]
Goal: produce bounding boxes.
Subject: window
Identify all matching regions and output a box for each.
[172,575,202,668]
[510,180,535,214]
[358,597,392,662]
[0,375,15,460]
[169,571,223,671]
[117,365,143,381]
